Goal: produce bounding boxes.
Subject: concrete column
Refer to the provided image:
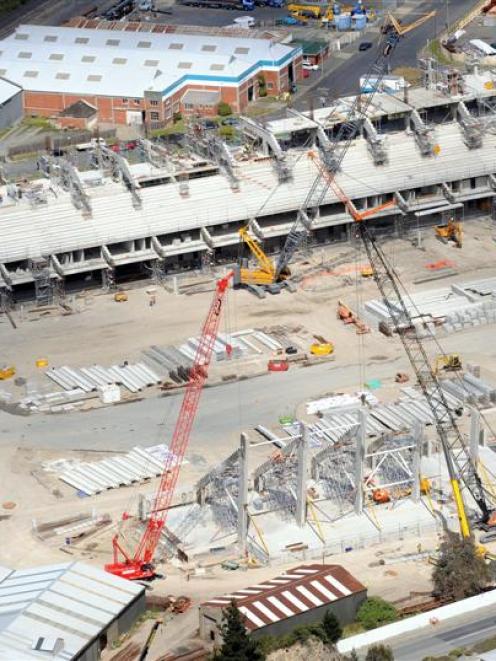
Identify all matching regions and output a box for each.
[237,433,249,555]
[354,410,366,515]
[470,407,481,463]
[412,422,422,502]
[296,423,309,527]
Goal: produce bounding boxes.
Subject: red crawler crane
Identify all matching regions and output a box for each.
[106,272,233,580]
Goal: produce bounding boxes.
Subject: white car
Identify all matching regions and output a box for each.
[302,62,319,71]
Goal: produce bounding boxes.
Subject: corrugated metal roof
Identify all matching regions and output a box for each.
[0,561,144,659]
[201,564,365,630]
[0,25,297,100]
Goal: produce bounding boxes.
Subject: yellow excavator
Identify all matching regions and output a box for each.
[235,226,276,287]
[433,354,462,375]
[435,217,463,248]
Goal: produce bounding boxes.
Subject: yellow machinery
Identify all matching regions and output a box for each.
[287,3,323,17]
[433,354,462,375]
[114,291,128,302]
[0,366,15,380]
[310,342,334,356]
[236,226,277,286]
[435,217,462,248]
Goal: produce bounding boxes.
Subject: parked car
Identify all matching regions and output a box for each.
[359,41,373,51]
[202,119,218,129]
[110,143,121,153]
[221,117,239,126]
[125,140,138,150]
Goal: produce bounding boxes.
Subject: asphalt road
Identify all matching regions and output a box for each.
[0,357,402,452]
[389,611,496,659]
[295,0,479,105]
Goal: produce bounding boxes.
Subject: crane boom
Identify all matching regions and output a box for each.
[357,222,490,533]
[106,272,233,580]
[275,11,436,280]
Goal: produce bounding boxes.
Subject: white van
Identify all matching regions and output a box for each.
[233,16,256,28]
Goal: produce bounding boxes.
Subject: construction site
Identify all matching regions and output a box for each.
[3,7,496,661]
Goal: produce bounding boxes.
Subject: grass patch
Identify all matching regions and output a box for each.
[392,66,422,86]
[471,634,496,654]
[342,622,365,637]
[427,39,454,66]
[151,118,186,137]
[22,116,57,131]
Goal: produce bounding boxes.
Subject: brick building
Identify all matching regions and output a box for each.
[0,24,302,128]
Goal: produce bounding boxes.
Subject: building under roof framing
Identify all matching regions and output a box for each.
[1,114,495,300]
[0,24,301,127]
[0,561,145,660]
[199,563,367,642]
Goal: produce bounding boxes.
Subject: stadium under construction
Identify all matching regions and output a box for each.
[0,65,496,305]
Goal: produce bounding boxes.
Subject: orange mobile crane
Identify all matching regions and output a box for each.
[106,272,233,580]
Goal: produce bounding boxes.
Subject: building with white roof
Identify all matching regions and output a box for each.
[200,563,367,642]
[0,23,301,127]
[0,561,145,660]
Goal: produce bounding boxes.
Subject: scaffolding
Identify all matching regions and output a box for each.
[30,258,53,307]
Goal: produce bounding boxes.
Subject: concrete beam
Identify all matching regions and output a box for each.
[295,423,308,527]
[237,433,249,556]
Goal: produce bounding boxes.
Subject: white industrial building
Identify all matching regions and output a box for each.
[0,561,145,660]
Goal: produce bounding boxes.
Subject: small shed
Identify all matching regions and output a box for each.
[56,100,98,129]
[200,563,367,643]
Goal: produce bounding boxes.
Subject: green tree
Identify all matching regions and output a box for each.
[258,74,267,98]
[217,101,232,116]
[365,644,394,660]
[357,597,397,630]
[214,600,265,661]
[433,532,490,601]
[321,610,342,644]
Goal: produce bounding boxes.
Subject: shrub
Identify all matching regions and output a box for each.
[357,597,397,630]
[217,101,232,116]
[365,643,394,660]
[433,533,490,601]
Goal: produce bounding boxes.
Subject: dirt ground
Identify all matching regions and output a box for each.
[2,216,496,658]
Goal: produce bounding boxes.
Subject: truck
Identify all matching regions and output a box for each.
[179,0,255,9]
[75,137,107,152]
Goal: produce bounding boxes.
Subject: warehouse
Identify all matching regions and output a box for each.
[0,561,145,660]
[0,24,301,127]
[199,564,367,642]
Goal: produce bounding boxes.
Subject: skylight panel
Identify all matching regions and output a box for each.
[210,64,225,71]
[75,37,89,44]
[235,47,250,55]
[169,43,184,50]
[55,72,70,80]
[87,74,102,82]
[137,41,152,48]
[15,33,29,41]
[113,57,127,65]
[144,59,159,66]
[106,39,120,46]
[177,62,192,69]
[18,52,32,59]
[23,70,38,78]
[49,53,64,61]
[44,35,58,42]
[202,45,217,52]
[82,56,96,63]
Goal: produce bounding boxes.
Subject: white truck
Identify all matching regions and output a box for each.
[75,137,107,152]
